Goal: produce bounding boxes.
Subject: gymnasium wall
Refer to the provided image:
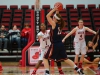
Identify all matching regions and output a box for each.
[0,0,100,8]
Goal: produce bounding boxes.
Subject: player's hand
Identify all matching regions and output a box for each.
[54,5,59,11]
[62,39,65,43]
[37,33,43,38]
[38,35,43,38]
[38,34,43,38]
[56,10,59,14]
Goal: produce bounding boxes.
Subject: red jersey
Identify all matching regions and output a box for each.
[21,28,31,38]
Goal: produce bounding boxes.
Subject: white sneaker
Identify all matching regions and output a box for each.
[0,49,2,51]
[3,49,8,51]
[77,69,85,75]
[45,73,50,75]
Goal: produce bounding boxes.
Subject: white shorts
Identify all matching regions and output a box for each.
[38,47,49,60]
[74,41,86,55]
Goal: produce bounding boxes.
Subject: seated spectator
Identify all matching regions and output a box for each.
[8,25,21,50]
[21,23,31,48]
[0,25,8,51]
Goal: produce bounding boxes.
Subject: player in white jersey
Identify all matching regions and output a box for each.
[31,23,50,75]
[62,18,96,69]
[31,23,64,75]
[74,26,86,55]
[37,26,51,60]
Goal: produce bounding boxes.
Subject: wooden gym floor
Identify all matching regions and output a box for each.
[0,62,100,75]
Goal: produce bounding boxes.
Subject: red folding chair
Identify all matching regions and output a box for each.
[31,5,35,9]
[88,4,96,9]
[21,5,29,9]
[10,5,18,9]
[66,4,74,9]
[42,5,50,9]
[77,4,85,9]
[0,5,7,9]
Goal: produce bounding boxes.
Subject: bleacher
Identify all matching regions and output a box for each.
[0,4,100,61]
[0,5,32,61]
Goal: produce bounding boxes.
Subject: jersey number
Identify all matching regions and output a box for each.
[45,41,47,45]
[45,41,49,48]
[79,35,83,40]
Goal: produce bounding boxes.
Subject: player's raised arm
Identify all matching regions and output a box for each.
[92,30,99,42]
[85,27,96,34]
[46,6,58,29]
[62,28,76,43]
[93,36,99,50]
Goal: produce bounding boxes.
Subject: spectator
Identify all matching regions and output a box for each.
[21,23,31,48]
[0,25,8,51]
[8,25,21,50]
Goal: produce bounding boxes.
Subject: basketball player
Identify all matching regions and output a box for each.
[62,18,96,69]
[35,0,40,10]
[92,29,100,69]
[84,40,99,64]
[43,5,85,75]
[31,23,64,75]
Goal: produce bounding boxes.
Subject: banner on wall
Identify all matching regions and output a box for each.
[35,11,40,42]
[28,46,40,65]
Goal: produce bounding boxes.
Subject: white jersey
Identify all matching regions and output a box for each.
[74,26,85,42]
[37,30,51,49]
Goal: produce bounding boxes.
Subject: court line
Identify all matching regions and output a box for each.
[88,67,97,75]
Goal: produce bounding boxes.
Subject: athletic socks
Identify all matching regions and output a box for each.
[74,65,78,70]
[59,70,64,74]
[58,67,62,71]
[58,67,64,74]
[34,68,37,71]
[75,63,78,66]
[78,62,83,70]
[31,68,37,75]
[56,62,64,74]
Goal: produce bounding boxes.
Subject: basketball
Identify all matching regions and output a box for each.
[54,2,63,11]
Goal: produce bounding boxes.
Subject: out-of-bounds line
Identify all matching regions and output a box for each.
[88,67,97,75]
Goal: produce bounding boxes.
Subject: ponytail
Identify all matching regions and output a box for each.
[59,18,65,30]
[56,14,65,30]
